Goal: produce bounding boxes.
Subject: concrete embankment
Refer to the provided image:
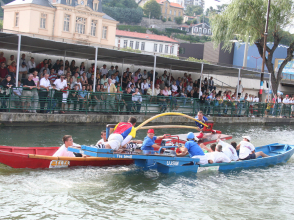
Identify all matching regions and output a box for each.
[0,113,294,126]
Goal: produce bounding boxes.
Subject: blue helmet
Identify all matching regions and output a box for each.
[187,132,195,140]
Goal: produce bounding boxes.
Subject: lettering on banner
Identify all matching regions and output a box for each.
[166,161,179,166]
[49,160,70,168]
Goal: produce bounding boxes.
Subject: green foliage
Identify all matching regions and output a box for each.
[117,25,147,33]
[185,5,203,16]
[161,55,179,59]
[165,28,186,35]
[120,47,141,53]
[162,17,167,22]
[143,0,161,19]
[102,6,143,24]
[185,20,192,25]
[268,30,294,46]
[102,0,138,8]
[186,57,211,64]
[174,34,211,43]
[0,20,2,30]
[168,17,172,21]
[199,14,210,25]
[210,0,293,52]
[174,16,183,24]
[193,19,198,24]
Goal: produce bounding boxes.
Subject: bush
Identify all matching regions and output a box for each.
[117,25,147,33]
[143,0,161,19]
[102,6,143,24]
[174,16,183,24]
[162,17,167,22]
[185,20,192,25]
[173,34,211,43]
[0,20,2,30]
[165,28,186,35]
[161,54,179,59]
[186,57,211,64]
[168,17,172,21]
[193,19,198,24]
[120,47,141,53]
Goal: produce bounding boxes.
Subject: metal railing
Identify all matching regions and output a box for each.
[0,87,292,118]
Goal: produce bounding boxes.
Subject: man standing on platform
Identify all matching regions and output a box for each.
[107,78,116,113]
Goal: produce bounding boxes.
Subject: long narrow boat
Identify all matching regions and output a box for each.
[0,146,133,169]
[68,143,294,174]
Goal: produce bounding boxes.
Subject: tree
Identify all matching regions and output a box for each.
[185,5,203,16]
[103,6,143,24]
[143,0,161,19]
[185,20,192,25]
[174,16,183,24]
[210,0,294,96]
[102,0,138,8]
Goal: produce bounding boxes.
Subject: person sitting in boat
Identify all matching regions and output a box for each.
[237,136,269,160]
[217,136,239,161]
[176,132,208,165]
[141,129,167,152]
[53,135,84,157]
[206,144,231,164]
[194,111,208,132]
[96,130,107,145]
[96,117,137,150]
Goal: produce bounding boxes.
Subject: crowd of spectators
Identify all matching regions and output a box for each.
[0,51,293,117]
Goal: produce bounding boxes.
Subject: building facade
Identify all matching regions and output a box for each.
[179,23,212,36]
[139,0,184,22]
[115,30,179,56]
[2,0,118,47]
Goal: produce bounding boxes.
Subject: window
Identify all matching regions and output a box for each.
[159,44,163,53]
[123,40,128,48]
[102,26,108,39]
[75,17,86,34]
[203,28,207,34]
[154,44,158,52]
[208,29,211,34]
[130,41,134,49]
[40,13,46,29]
[194,27,198,33]
[170,10,172,15]
[15,12,19,27]
[93,3,98,11]
[178,11,181,16]
[141,42,145,51]
[174,10,176,15]
[170,46,174,54]
[91,20,97,36]
[135,41,140,49]
[199,28,202,33]
[64,14,70,32]
[165,45,169,53]
[66,0,71,5]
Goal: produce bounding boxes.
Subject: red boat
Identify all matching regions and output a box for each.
[0,146,133,169]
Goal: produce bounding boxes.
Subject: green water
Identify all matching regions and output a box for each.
[0,124,294,219]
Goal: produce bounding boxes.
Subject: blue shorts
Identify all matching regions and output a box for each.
[240,153,256,160]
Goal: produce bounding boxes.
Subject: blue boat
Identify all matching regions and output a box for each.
[68,143,294,174]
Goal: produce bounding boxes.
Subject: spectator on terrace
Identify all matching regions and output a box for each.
[115,65,120,76]
[69,60,76,72]
[65,67,71,76]
[236,80,244,96]
[182,73,187,80]
[187,82,193,93]
[75,77,82,90]
[78,85,88,111]
[171,81,178,94]
[27,57,36,73]
[49,68,57,82]
[141,79,149,95]
[53,60,60,72]
[178,82,183,92]
[58,65,64,76]
[22,73,37,113]
[81,72,88,86]
[128,78,135,88]
[110,74,116,84]
[64,60,69,70]
[12,80,22,109]
[71,72,78,83]
[133,71,139,83]
[147,76,152,85]
[141,70,148,80]
[203,77,208,90]
[0,52,6,65]
[88,74,95,87]
[100,74,107,86]
[122,72,128,89]
[39,73,50,113]
[7,55,16,66]
[162,86,169,97]
[100,64,108,76]
[179,87,187,106]
[32,70,40,87]
[136,79,142,91]
[86,68,92,79]
[108,65,115,77]
[107,78,116,113]
[8,61,16,75]
[54,75,67,113]
[132,88,142,114]
[48,59,52,69]
[65,71,71,83]
[36,59,47,71]
[125,67,130,74]
[90,84,102,112]
[115,85,124,112]
[161,72,168,84]
[157,90,167,113]
[123,87,133,114]
[19,54,27,67]
[187,74,192,82]
[176,77,181,86]
[209,77,216,91]
[39,64,50,77]
[0,62,8,82]
[0,75,14,112]
[67,84,79,111]
[159,80,165,90]
[171,92,179,111]
[80,62,85,74]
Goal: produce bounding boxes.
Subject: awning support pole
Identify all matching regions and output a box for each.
[93,46,98,92]
[63,51,66,75]
[15,34,21,84]
[199,63,203,99]
[121,58,124,89]
[152,55,157,95]
[169,65,172,86]
[237,68,241,97]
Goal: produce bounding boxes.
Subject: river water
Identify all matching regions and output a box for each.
[0,124,294,219]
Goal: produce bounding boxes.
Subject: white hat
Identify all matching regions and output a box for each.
[242,136,251,142]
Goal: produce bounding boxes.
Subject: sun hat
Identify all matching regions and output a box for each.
[242,136,251,142]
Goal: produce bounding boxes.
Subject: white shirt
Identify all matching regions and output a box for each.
[283,98,289,104]
[172,84,178,92]
[27,60,36,69]
[253,97,259,102]
[58,70,64,76]
[206,152,231,163]
[54,79,67,90]
[100,67,108,76]
[13,86,22,96]
[40,78,50,90]
[236,84,243,93]
[239,141,255,159]
[52,143,80,157]
[141,82,149,90]
[277,98,282,103]
[219,140,238,161]
[96,138,107,145]
[141,73,148,80]
[19,65,28,72]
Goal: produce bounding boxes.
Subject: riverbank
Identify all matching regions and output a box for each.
[0,112,293,126]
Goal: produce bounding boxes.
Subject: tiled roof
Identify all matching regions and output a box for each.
[116,30,178,43]
[5,0,54,8]
[155,0,183,9]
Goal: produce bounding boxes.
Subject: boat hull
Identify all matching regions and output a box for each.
[0,146,133,169]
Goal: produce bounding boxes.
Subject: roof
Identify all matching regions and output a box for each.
[5,0,54,8]
[102,14,116,21]
[156,0,183,9]
[116,30,179,43]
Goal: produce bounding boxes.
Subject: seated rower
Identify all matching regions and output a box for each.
[96,117,137,150]
[237,136,268,160]
[53,135,84,157]
[141,129,167,151]
[217,136,239,161]
[206,144,231,164]
[96,130,107,145]
[176,132,208,165]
